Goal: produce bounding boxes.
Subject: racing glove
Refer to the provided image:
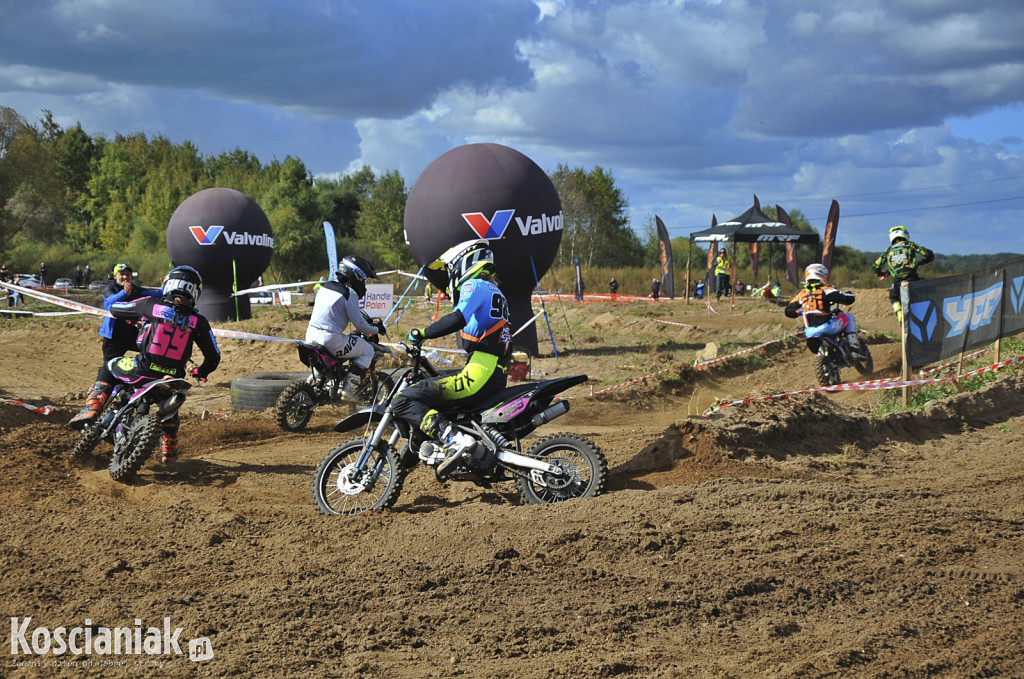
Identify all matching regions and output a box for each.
[407,328,425,347]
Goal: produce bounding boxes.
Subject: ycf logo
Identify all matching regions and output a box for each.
[189,225,274,248]
[909,283,1003,344]
[462,209,563,239]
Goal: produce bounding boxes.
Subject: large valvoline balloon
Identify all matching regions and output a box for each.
[166,188,273,321]
[404,143,563,355]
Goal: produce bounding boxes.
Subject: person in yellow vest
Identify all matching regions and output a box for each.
[714,249,731,300]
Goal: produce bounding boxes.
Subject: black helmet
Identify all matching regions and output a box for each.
[162,265,203,307]
[337,255,378,299]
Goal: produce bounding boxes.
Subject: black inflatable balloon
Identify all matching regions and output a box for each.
[404,143,563,354]
[166,188,273,321]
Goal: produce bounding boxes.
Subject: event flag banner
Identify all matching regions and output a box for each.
[776,205,799,285]
[749,242,759,280]
[821,200,839,272]
[655,215,675,299]
[323,221,339,281]
[574,258,584,300]
[902,256,1024,367]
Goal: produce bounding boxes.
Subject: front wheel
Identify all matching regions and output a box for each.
[516,433,608,505]
[69,424,103,462]
[108,412,160,482]
[312,437,407,515]
[275,381,317,431]
[815,353,841,387]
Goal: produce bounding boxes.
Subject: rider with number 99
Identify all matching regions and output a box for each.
[68,265,221,464]
[394,239,512,477]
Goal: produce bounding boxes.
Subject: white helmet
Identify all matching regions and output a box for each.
[889,225,909,243]
[804,263,829,285]
[428,239,496,302]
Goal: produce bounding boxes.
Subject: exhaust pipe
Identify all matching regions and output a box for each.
[157,391,187,420]
[531,400,569,427]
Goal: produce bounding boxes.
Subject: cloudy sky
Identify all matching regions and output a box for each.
[2,0,1023,257]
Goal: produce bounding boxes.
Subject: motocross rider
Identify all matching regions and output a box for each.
[68,266,221,464]
[871,225,934,323]
[784,264,867,356]
[394,239,512,478]
[305,255,386,400]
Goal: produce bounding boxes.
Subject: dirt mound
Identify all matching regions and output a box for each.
[2,295,1023,678]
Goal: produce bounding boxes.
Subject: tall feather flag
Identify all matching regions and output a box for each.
[655,216,675,299]
[821,200,840,272]
[750,242,759,279]
[323,221,339,281]
[777,206,800,286]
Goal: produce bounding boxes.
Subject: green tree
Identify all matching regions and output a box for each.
[550,164,642,267]
[354,170,410,270]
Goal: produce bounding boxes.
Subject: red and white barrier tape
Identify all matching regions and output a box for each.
[694,332,802,369]
[653,319,699,328]
[0,398,54,415]
[701,355,1024,416]
[589,365,675,396]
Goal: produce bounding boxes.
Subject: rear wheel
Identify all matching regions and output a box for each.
[274,381,317,431]
[312,437,407,515]
[108,412,159,482]
[516,433,607,505]
[852,342,874,376]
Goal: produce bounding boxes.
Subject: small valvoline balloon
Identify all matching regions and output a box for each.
[404,143,562,354]
[166,188,273,321]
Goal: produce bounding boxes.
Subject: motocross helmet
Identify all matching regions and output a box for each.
[889,225,909,244]
[804,263,829,286]
[162,265,203,307]
[428,239,495,304]
[337,255,378,299]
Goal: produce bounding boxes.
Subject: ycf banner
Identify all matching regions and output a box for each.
[902,256,1024,367]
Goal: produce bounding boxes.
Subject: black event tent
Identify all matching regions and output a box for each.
[685,197,820,306]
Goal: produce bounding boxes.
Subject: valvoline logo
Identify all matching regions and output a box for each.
[462,210,515,239]
[462,209,564,239]
[189,225,224,245]
[188,225,274,248]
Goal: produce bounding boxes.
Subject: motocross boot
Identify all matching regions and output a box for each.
[68,380,112,430]
[436,423,476,478]
[846,332,868,357]
[341,364,367,401]
[160,419,179,464]
[160,434,179,464]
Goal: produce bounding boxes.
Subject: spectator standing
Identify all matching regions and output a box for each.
[84,265,93,286]
[99,263,162,362]
[73,265,84,289]
[39,262,48,286]
[650,278,661,299]
[714,250,731,301]
[608,277,619,299]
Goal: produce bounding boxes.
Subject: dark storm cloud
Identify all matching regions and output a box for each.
[0,0,538,118]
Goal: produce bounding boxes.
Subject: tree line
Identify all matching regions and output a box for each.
[1,106,1016,290]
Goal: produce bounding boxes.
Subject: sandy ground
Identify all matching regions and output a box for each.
[1,288,1022,678]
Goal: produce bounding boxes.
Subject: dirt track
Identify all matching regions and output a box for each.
[2,288,1023,677]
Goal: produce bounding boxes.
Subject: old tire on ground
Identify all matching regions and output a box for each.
[231,372,309,411]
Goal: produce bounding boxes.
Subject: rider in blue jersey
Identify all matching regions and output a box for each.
[393,239,512,477]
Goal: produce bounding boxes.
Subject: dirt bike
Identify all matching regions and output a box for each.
[274,332,397,432]
[312,343,608,515]
[69,376,194,482]
[803,310,874,386]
